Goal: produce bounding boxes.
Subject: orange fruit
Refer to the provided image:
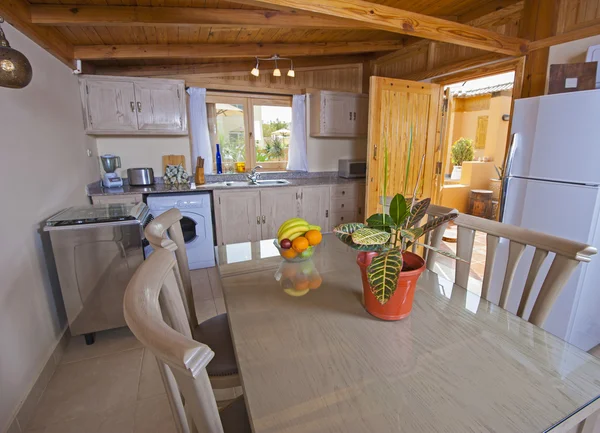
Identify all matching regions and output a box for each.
[294,274,309,290]
[305,230,322,246]
[281,248,298,260]
[308,275,323,289]
[292,236,309,253]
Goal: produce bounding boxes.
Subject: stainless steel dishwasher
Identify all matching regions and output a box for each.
[44,203,152,344]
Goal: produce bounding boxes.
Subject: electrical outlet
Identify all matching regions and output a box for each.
[86,149,93,157]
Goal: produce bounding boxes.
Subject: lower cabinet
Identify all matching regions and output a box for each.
[213,183,365,245]
[213,190,262,245]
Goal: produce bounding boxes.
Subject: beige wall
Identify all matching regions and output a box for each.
[0,24,100,431]
[450,95,511,169]
[305,94,367,172]
[547,34,600,92]
[95,136,192,177]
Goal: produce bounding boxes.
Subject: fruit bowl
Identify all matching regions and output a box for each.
[273,239,316,262]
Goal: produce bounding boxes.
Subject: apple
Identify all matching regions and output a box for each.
[280,238,292,249]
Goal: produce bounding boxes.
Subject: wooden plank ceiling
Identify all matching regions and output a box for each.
[1,0,528,72]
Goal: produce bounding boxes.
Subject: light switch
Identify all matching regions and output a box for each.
[565,77,578,88]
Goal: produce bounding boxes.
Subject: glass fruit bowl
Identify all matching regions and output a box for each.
[273,239,316,262]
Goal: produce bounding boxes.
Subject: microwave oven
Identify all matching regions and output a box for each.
[338,159,367,178]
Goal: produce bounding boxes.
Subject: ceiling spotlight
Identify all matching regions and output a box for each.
[250,58,259,77]
[0,17,33,89]
[273,59,281,77]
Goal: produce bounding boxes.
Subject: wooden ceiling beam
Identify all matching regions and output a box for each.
[0,0,74,66]
[528,22,600,51]
[401,52,508,81]
[228,0,528,55]
[94,54,369,76]
[30,5,357,29]
[73,40,404,60]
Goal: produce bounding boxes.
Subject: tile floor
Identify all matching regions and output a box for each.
[18,267,228,433]
[15,264,600,433]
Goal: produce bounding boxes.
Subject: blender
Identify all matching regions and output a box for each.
[100,154,123,188]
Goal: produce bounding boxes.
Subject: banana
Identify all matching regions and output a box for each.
[277,217,307,237]
[278,223,309,243]
[283,288,310,297]
[308,224,321,232]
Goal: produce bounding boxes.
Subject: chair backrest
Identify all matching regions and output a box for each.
[124,248,224,433]
[145,208,198,328]
[423,205,597,326]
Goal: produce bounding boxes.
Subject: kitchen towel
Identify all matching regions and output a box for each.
[188,87,213,174]
[287,94,308,171]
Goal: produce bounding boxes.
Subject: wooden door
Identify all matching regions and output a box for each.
[213,190,261,245]
[259,187,300,239]
[84,79,138,132]
[300,186,330,232]
[366,77,443,216]
[134,81,186,133]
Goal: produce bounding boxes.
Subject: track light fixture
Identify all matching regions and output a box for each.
[250,54,294,78]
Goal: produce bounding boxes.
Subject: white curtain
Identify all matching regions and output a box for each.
[287,94,308,171]
[187,87,213,174]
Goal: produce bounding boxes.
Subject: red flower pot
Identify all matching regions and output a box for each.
[357,251,426,321]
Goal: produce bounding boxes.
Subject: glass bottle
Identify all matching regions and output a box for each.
[216,143,223,174]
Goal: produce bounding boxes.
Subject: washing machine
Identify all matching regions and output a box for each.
[146,193,215,269]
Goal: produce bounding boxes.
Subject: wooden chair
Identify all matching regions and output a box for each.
[423,204,597,326]
[124,248,251,433]
[145,208,240,389]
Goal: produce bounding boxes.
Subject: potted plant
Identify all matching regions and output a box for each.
[333,134,463,321]
[450,137,474,181]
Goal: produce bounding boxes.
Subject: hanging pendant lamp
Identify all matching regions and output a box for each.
[0,17,33,89]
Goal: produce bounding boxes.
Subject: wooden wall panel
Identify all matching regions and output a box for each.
[160,64,362,94]
[558,0,600,33]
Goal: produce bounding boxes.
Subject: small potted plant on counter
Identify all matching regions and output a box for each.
[333,134,463,321]
[450,137,474,181]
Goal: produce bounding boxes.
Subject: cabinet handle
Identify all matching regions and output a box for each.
[342,190,346,195]
[341,203,344,208]
[341,216,344,221]
[358,207,362,215]
[326,210,329,218]
[137,102,142,112]
[353,112,356,121]
[256,216,260,225]
[301,192,303,200]
[130,101,135,112]
[262,215,266,224]
[349,111,352,121]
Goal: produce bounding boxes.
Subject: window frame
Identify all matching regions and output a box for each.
[206,91,293,173]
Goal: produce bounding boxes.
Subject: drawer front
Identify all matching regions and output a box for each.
[330,184,360,200]
[330,211,359,229]
[331,196,360,213]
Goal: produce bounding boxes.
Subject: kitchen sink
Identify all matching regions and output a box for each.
[253,179,290,185]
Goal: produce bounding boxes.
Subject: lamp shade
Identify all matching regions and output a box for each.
[0,21,32,89]
[273,68,281,77]
[251,67,259,77]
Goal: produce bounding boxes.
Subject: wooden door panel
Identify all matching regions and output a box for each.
[260,188,301,240]
[366,77,442,217]
[86,80,138,132]
[134,81,185,132]
[214,191,261,245]
[300,186,330,232]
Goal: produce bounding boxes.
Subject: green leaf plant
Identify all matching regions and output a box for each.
[333,125,464,305]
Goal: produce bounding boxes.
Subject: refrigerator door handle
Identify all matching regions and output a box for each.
[504,133,518,178]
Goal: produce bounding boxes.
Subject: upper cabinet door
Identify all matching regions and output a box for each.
[134,81,187,133]
[309,91,368,138]
[322,92,354,136]
[84,80,138,132]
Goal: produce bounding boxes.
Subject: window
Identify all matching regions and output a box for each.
[206,93,293,173]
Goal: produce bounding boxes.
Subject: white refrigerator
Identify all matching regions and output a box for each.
[491,89,600,351]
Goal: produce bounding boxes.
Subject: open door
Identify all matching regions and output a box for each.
[365,77,443,217]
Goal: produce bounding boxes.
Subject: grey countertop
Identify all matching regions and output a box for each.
[87,171,365,197]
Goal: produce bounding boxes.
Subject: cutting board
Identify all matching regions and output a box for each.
[163,155,186,171]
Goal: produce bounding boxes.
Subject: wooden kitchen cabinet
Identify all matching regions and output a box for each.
[329,183,366,231]
[79,76,187,135]
[82,79,138,133]
[213,190,262,245]
[259,187,301,239]
[309,90,368,138]
[300,186,330,232]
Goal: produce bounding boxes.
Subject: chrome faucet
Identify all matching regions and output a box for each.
[247,165,263,184]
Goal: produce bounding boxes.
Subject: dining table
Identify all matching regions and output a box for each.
[216,234,600,433]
